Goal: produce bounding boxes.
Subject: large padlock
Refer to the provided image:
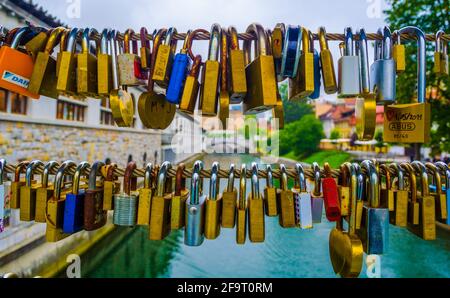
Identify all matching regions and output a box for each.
[28,27,65,99]
[388,163,408,227]
[57,28,81,97]
[0,27,39,98]
[55,28,69,79]
[329,163,363,278]
[426,163,447,224]
[358,160,389,255]
[242,23,277,114]
[277,164,296,228]
[370,27,396,104]
[281,25,302,78]
[292,163,313,229]
[171,164,189,229]
[10,161,30,209]
[113,162,139,227]
[118,29,147,86]
[318,27,337,94]
[322,163,341,222]
[435,162,450,225]
[63,162,90,234]
[84,161,107,231]
[338,27,360,98]
[221,164,237,228]
[103,164,120,211]
[152,27,177,88]
[199,24,221,116]
[97,29,113,96]
[248,163,265,242]
[149,162,173,240]
[46,161,77,242]
[264,165,278,217]
[204,162,222,240]
[185,161,207,246]
[228,26,247,104]
[236,164,247,244]
[35,161,59,223]
[383,26,430,143]
[310,162,324,223]
[19,160,44,222]
[137,163,154,226]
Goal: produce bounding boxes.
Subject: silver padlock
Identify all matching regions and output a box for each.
[185,161,206,246]
[370,26,396,104]
[338,27,360,98]
[113,162,139,227]
[310,162,324,223]
[293,163,313,229]
[358,160,389,255]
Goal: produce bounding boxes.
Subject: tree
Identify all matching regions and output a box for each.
[385,0,450,154]
[330,129,341,142]
[374,130,384,148]
[278,83,314,124]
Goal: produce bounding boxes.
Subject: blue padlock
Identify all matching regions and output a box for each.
[281,25,302,78]
[166,31,192,104]
[63,162,90,234]
[309,49,321,99]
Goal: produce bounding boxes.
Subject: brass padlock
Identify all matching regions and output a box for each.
[218,26,229,128]
[149,162,172,240]
[433,30,446,75]
[0,159,8,232]
[35,161,59,223]
[77,28,100,97]
[10,161,30,209]
[289,27,314,101]
[389,164,408,227]
[271,23,286,82]
[227,26,247,104]
[152,27,177,88]
[242,23,277,114]
[379,164,394,211]
[392,30,406,74]
[221,164,237,228]
[353,163,364,230]
[264,165,278,217]
[24,28,49,62]
[56,28,69,79]
[20,160,44,222]
[171,164,189,230]
[102,164,120,211]
[426,163,447,223]
[402,163,420,226]
[204,162,222,240]
[140,27,152,71]
[338,163,351,217]
[318,27,338,94]
[277,164,296,228]
[57,28,81,97]
[236,164,247,245]
[137,163,154,226]
[248,163,265,243]
[97,29,113,96]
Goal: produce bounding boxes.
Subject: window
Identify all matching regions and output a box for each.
[56,99,86,122]
[0,89,6,112]
[10,92,27,115]
[100,97,115,126]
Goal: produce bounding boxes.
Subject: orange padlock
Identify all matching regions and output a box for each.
[0,27,39,99]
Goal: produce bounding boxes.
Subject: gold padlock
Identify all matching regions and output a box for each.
[10,161,30,209]
[221,164,237,228]
[389,164,408,227]
[433,30,446,75]
[35,161,59,223]
[97,29,113,96]
[426,163,447,223]
[227,26,247,104]
[77,28,100,97]
[171,164,189,230]
[218,26,230,128]
[236,164,247,245]
[137,163,154,226]
[289,27,314,101]
[277,164,296,228]
[149,162,172,241]
[20,160,44,222]
[264,165,278,217]
[392,30,406,74]
[248,163,265,243]
[139,27,152,71]
[338,163,351,217]
[24,28,49,62]
[152,27,177,88]
[57,28,81,97]
[271,23,286,82]
[379,164,394,211]
[318,27,338,94]
[204,162,222,240]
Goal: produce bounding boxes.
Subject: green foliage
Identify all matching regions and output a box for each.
[279,114,325,157]
[302,150,352,169]
[278,83,314,124]
[374,130,384,148]
[330,129,341,140]
[385,0,450,153]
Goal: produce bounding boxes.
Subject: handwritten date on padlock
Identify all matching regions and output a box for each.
[322,177,341,222]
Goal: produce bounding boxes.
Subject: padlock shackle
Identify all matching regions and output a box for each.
[346,163,358,235]
[66,27,80,53]
[156,161,172,197]
[0,159,5,185]
[343,27,353,56]
[14,161,30,182]
[42,161,59,188]
[221,26,228,91]
[207,24,221,61]
[100,28,111,55]
[266,165,273,188]
[144,163,154,190]
[105,164,117,182]
[72,162,90,195]
[140,27,151,49]
[175,164,186,196]
[361,160,380,208]
[54,160,76,201]
[426,163,442,195]
[146,28,167,91]
[381,26,393,59]
[398,26,426,103]
[265,28,273,56]
[312,162,321,196]
[186,29,207,61]
[358,28,370,94]
[238,164,247,209]
[301,27,311,54]
[435,30,445,52]
[190,161,203,205]
[110,30,120,90]
[124,28,138,55]
[59,29,70,52]
[228,26,240,51]
[227,164,235,192]
[25,160,44,187]
[389,163,405,191]
[411,161,430,196]
[279,164,288,191]
[124,161,137,195]
[244,23,269,63]
[44,27,65,54]
[210,162,220,201]
[379,164,391,190]
[88,161,105,191]
[318,27,329,51]
[340,162,352,187]
[401,163,417,203]
[250,163,260,199]
[164,27,178,54]
[181,29,193,54]
[10,27,29,49]
[435,162,450,189]
[295,163,307,193]
[353,163,364,203]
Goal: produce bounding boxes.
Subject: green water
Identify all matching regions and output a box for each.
[83,154,450,278]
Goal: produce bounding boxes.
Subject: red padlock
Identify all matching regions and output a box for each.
[0,27,39,99]
[322,162,341,221]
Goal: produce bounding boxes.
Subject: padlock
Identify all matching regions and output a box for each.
[426,162,447,224]
[379,164,394,211]
[166,30,192,104]
[435,162,450,225]
[221,164,237,228]
[84,161,107,231]
[24,27,49,62]
[289,27,314,101]
[0,27,39,98]
[264,165,278,216]
[63,162,90,234]
[140,27,152,71]
[204,162,222,240]
[236,164,247,244]
[98,28,113,96]
[329,163,363,278]
[338,163,351,217]
[242,23,277,114]
[388,163,408,227]
[309,31,322,100]
[353,163,364,230]
[0,159,7,232]
[433,30,446,75]
[77,28,100,97]
[407,162,436,240]
[322,163,341,222]
[57,27,81,97]
[271,23,286,82]
[35,161,59,223]
[199,24,221,116]
[185,161,207,246]
[55,28,69,79]
[392,30,405,74]
[102,164,120,211]
[248,163,265,242]
[109,30,135,127]
[137,163,154,226]
[440,37,449,75]
[46,161,77,242]
[281,25,302,78]
[219,26,230,128]
[113,162,139,227]
[310,162,324,223]
[152,27,177,88]
[171,164,189,230]
[318,27,338,94]
[370,26,396,104]
[338,27,360,98]
[402,163,419,227]
[10,161,30,209]
[292,163,313,229]
[118,29,147,87]
[20,160,44,222]
[277,164,296,227]
[355,28,376,141]
[228,26,247,104]
[149,162,172,240]
[358,160,389,255]
[28,27,65,99]
[384,26,430,143]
